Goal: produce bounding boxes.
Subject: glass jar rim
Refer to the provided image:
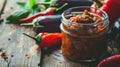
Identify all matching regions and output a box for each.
[62,6,109,25]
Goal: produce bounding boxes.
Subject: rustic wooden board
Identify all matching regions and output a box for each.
[0,0,41,67]
[0,0,97,67]
[0,0,94,66]
[42,50,91,67]
[0,0,5,13]
[1,0,115,67]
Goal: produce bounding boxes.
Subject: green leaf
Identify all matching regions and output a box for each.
[16,2,30,9]
[43,0,51,2]
[6,9,31,24]
[93,0,103,8]
[31,5,41,14]
[16,2,26,8]
[28,0,37,9]
[41,0,51,9]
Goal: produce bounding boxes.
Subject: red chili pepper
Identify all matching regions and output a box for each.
[97,54,120,67]
[19,8,54,23]
[19,3,68,23]
[23,33,62,48]
[92,0,120,26]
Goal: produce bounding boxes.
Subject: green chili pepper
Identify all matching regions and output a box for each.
[6,9,31,24]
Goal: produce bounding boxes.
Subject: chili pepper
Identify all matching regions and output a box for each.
[21,15,62,33]
[23,33,62,48]
[19,3,67,23]
[21,15,61,26]
[92,0,120,51]
[6,9,31,24]
[92,0,120,26]
[38,0,92,7]
[97,54,120,67]
[38,0,92,14]
[34,26,61,34]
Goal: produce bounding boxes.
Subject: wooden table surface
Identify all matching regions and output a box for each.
[0,0,41,67]
[0,0,107,67]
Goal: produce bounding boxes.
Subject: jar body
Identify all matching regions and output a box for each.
[60,6,109,62]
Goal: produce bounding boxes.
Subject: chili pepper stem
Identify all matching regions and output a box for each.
[93,0,103,8]
[33,22,44,28]
[55,3,68,11]
[37,2,68,11]
[23,33,41,44]
[37,0,57,7]
[37,2,51,5]
[23,33,36,40]
[20,19,44,28]
[21,23,34,26]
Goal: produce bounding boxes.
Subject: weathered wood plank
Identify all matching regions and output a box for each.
[0,0,7,18]
[0,0,5,10]
[0,0,41,67]
[0,0,107,67]
[42,50,90,67]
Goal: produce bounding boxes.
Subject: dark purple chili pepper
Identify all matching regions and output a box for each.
[38,0,92,7]
[38,0,93,13]
[21,15,62,33]
[21,15,61,26]
[35,26,61,34]
[56,0,93,7]
[36,15,61,26]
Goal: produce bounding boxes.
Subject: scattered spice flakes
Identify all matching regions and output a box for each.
[8,37,11,41]
[25,54,28,57]
[56,62,66,67]
[25,54,30,59]
[9,24,16,30]
[12,27,16,30]
[11,54,14,57]
[0,49,8,61]
[38,63,40,66]
[16,40,19,44]
[0,18,3,23]
[29,45,40,55]
[59,62,63,64]
[10,7,13,9]
[0,49,14,65]
[1,53,8,60]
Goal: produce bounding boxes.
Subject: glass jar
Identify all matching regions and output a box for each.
[60,6,109,62]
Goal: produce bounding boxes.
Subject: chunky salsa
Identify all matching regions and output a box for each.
[61,9,109,62]
[69,10,102,23]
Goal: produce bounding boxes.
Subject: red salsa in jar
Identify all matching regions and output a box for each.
[60,6,109,62]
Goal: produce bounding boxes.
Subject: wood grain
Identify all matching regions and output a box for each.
[0,0,94,67]
[0,0,109,67]
[0,0,7,17]
[0,0,41,67]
